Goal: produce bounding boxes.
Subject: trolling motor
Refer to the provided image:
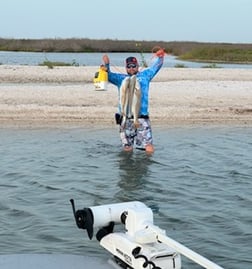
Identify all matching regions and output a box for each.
[70,200,224,269]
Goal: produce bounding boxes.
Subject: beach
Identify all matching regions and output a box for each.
[0,65,252,127]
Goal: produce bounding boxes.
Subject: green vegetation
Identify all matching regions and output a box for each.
[174,63,187,68]
[179,47,252,64]
[39,61,71,69]
[135,43,148,67]
[39,59,80,69]
[0,38,252,64]
[201,63,222,68]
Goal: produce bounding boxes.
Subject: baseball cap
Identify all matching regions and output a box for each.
[125,56,138,65]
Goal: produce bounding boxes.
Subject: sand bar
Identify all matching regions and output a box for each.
[0,65,252,128]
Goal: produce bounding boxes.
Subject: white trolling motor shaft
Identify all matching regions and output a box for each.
[147,225,224,269]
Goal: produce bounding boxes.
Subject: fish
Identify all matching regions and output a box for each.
[131,78,141,128]
[120,77,130,127]
[120,75,141,128]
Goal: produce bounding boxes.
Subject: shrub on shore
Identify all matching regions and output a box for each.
[179,47,252,64]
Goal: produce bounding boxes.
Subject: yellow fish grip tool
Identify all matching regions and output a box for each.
[93,65,108,91]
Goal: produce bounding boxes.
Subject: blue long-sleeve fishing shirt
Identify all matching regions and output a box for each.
[105,56,164,116]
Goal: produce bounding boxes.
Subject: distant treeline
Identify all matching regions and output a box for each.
[0,38,252,63]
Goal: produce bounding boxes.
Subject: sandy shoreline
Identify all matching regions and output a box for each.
[0,65,252,128]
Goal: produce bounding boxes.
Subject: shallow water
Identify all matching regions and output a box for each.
[0,126,251,269]
[1,51,252,69]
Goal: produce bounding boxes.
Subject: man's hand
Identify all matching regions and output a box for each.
[155,48,166,58]
[103,54,110,64]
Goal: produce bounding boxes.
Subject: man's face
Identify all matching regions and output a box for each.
[126,63,139,75]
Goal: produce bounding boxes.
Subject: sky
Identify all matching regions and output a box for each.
[1,0,251,43]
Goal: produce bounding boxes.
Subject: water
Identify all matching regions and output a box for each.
[1,51,252,69]
[0,126,251,268]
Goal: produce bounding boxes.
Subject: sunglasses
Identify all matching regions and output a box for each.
[126,63,137,69]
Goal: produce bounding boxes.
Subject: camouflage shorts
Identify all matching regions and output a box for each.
[119,118,153,149]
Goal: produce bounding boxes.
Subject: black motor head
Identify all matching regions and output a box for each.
[70,199,94,239]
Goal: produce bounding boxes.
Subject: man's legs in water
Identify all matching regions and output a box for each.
[136,118,154,153]
[119,119,136,152]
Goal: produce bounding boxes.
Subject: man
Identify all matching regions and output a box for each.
[102,48,165,153]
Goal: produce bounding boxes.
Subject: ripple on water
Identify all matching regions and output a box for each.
[0,126,251,269]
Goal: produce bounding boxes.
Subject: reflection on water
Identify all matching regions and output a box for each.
[118,151,150,188]
[116,151,151,201]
